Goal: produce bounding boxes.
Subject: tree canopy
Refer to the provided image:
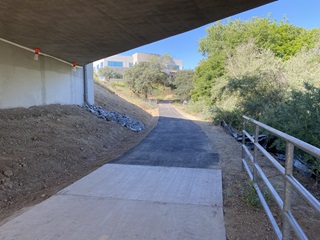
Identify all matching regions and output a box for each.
[123,58,169,99]
[188,17,320,173]
[173,70,195,101]
[98,66,122,80]
[192,17,318,102]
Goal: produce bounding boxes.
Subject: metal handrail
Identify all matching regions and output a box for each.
[243,116,320,160]
[242,116,320,240]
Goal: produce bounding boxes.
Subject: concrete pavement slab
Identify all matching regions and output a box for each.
[59,164,222,206]
[0,195,224,240]
[0,164,225,240]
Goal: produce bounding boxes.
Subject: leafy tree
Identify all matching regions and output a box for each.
[193,17,318,104]
[248,17,316,60]
[123,54,178,98]
[148,53,173,68]
[191,54,226,103]
[261,83,320,178]
[173,70,194,101]
[210,41,287,125]
[193,17,320,176]
[124,61,168,99]
[198,19,249,57]
[199,17,317,60]
[262,83,320,148]
[148,53,179,86]
[283,43,320,90]
[98,67,122,81]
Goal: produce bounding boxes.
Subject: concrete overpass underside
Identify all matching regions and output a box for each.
[0,0,275,109]
[0,0,275,66]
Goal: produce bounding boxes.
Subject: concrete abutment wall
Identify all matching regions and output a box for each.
[0,40,94,109]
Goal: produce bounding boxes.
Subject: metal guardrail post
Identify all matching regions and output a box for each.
[242,121,246,171]
[253,125,259,182]
[282,142,294,240]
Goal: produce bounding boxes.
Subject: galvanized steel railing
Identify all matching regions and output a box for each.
[242,116,320,240]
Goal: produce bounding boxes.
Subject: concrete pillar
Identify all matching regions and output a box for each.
[84,63,94,105]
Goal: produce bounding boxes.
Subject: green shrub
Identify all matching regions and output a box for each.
[185,100,212,119]
[242,181,261,208]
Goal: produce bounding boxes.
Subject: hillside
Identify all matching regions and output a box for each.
[0,83,157,223]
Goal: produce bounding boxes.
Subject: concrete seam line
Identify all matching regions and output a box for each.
[55,193,220,207]
[0,37,83,68]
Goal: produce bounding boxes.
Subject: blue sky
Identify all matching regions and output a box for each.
[120,0,320,70]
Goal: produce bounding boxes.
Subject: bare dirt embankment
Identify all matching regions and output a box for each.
[0,84,158,224]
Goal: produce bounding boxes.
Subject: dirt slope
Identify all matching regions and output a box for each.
[0,84,157,223]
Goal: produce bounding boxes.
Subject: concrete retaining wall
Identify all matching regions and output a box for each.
[0,40,93,109]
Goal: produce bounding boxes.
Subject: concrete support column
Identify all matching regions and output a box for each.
[84,63,94,105]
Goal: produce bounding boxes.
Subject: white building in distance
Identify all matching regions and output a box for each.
[93,53,182,76]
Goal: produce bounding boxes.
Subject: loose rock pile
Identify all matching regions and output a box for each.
[83,105,145,132]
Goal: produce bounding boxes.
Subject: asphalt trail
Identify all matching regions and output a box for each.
[111,101,219,168]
